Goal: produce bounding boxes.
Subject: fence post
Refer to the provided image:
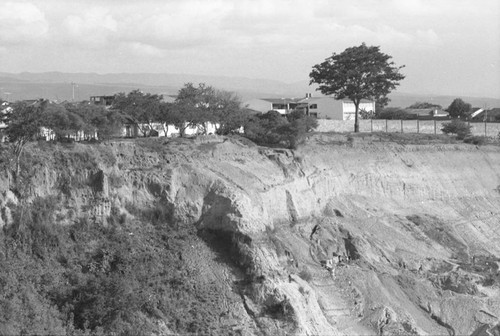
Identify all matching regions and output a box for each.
[401,119,403,133]
[434,120,436,134]
[371,118,373,133]
[386,119,388,133]
[417,118,419,134]
[485,122,487,137]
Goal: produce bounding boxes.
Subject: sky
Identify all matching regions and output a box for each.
[0,0,499,98]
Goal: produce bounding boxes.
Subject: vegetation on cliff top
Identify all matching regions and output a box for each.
[4,82,317,154]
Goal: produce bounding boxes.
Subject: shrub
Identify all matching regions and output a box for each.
[298,269,313,282]
[463,135,487,145]
[243,110,318,149]
[441,119,471,139]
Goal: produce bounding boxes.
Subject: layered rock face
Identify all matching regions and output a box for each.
[1,134,499,335]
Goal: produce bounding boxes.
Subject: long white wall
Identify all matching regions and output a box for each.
[317,119,500,137]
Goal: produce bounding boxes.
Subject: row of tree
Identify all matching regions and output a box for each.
[2,83,321,178]
[112,83,248,137]
[1,83,251,145]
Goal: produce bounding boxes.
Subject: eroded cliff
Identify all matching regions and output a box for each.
[1,133,499,335]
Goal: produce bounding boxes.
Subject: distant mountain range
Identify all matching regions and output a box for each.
[0,72,499,109]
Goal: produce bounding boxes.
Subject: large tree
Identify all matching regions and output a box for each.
[172,83,246,136]
[208,90,246,135]
[112,90,162,137]
[170,83,212,137]
[43,103,86,141]
[446,98,471,119]
[5,100,48,179]
[66,102,124,140]
[310,43,405,132]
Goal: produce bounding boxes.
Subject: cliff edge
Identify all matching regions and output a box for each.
[1,133,499,335]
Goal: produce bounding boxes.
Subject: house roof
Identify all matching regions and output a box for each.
[260,98,303,104]
[296,97,374,104]
[257,96,376,105]
[405,108,434,116]
[468,108,484,118]
[341,98,374,104]
[242,108,263,115]
[472,108,500,120]
[405,108,448,116]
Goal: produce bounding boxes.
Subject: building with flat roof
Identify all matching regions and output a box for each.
[90,96,115,106]
[244,96,376,120]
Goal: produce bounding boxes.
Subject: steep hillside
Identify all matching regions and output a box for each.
[0,134,499,335]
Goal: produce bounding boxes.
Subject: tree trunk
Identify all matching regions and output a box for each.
[162,123,169,138]
[13,139,26,184]
[177,124,186,138]
[354,101,360,133]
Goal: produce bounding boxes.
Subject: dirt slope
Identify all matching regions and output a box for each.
[1,133,499,335]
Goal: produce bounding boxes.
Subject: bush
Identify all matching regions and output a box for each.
[374,107,411,120]
[243,110,318,149]
[1,194,233,335]
[298,269,313,282]
[441,119,471,139]
[463,135,487,145]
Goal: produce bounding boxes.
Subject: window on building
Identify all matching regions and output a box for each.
[310,104,318,109]
[310,112,318,118]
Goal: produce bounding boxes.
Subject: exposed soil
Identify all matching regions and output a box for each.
[1,133,500,335]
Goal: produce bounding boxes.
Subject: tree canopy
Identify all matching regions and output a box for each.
[244,110,318,149]
[170,83,246,136]
[112,90,163,136]
[407,102,442,109]
[446,98,471,119]
[65,102,124,140]
[310,43,405,132]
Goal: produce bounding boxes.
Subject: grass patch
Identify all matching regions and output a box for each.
[463,135,488,145]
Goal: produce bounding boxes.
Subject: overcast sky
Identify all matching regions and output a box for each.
[0,0,499,98]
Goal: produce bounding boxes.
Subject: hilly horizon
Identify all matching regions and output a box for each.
[0,71,499,109]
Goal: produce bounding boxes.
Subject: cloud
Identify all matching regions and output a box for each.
[0,0,498,98]
[0,2,49,44]
[389,0,439,15]
[55,1,233,51]
[47,0,446,55]
[415,29,441,46]
[120,1,231,48]
[122,42,165,57]
[61,8,117,47]
[313,0,379,21]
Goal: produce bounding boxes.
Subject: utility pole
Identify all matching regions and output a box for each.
[484,103,488,137]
